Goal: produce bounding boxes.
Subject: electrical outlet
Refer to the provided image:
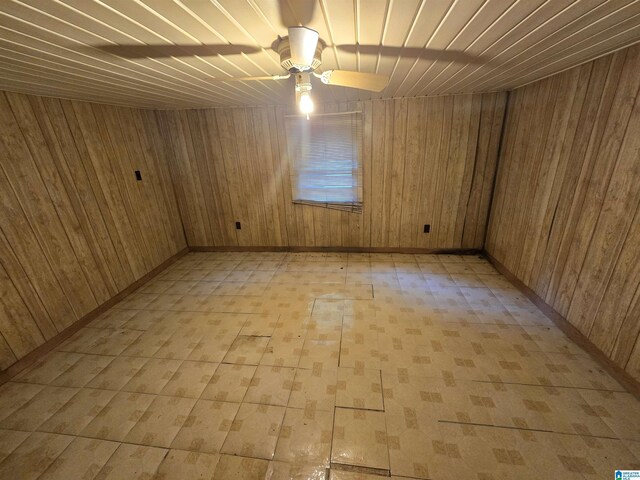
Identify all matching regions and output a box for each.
[423,224,431,233]
[235,221,241,230]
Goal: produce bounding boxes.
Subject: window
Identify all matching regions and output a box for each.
[285,111,363,213]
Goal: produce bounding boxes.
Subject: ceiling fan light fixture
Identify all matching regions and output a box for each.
[298,91,314,115]
[319,70,332,85]
[295,73,313,116]
[288,26,319,70]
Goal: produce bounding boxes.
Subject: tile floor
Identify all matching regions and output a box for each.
[0,251,639,479]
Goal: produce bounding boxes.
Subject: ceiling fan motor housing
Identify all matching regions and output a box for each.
[276,35,324,73]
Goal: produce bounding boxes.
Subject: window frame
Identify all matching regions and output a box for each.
[284,110,363,213]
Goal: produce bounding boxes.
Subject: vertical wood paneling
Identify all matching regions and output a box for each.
[399,98,427,246]
[161,92,507,250]
[0,258,42,365]
[0,93,98,321]
[0,91,186,371]
[486,44,640,382]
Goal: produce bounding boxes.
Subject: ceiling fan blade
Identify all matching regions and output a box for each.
[210,75,291,82]
[97,44,261,58]
[277,0,316,27]
[319,70,389,92]
[287,26,319,67]
[337,45,489,65]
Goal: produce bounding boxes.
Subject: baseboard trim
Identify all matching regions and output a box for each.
[190,245,483,255]
[0,247,189,386]
[484,251,640,400]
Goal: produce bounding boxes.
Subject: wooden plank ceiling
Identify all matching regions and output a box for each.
[0,0,639,109]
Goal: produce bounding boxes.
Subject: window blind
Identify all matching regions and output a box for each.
[285,111,363,213]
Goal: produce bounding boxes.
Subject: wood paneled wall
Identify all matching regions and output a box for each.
[486,44,640,381]
[0,91,186,370]
[156,92,506,249]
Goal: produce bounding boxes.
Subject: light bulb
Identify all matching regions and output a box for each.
[299,91,314,115]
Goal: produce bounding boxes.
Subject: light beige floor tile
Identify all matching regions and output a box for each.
[182,272,213,282]
[221,403,285,459]
[577,390,640,441]
[0,252,633,480]
[38,437,119,480]
[122,309,169,331]
[289,364,337,412]
[94,444,167,480]
[267,462,327,479]
[439,425,583,480]
[331,471,413,480]
[339,337,382,370]
[522,325,584,354]
[201,363,256,402]
[222,335,269,365]
[164,280,199,295]
[91,308,139,329]
[116,292,160,310]
[558,434,640,478]
[156,268,186,281]
[145,293,184,311]
[312,299,345,316]
[336,367,383,411]
[50,354,114,387]
[346,272,374,285]
[0,429,30,463]
[239,313,280,336]
[171,400,239,453]
[332,408,389,471]
[190,313,245,336]
[88,329,143,356]
[245,366,295,406]
[384,407,439,479]
[188,334,235,362]
[443,262,475,274]
[274,407,332,466]
[329,470,398,480]
[273,317,308,337]
[247,270,276,283]
[189,281,221,295]
[59,327,111,354]
[0,382,45,417]
[81,391,155,441]
[122,358,182,394]
[138,279,175,295]
[155,449,220,480]
[0,432,73,480]
[260,335,304,367]
[211,454,269,480]
[39,388,116,435]
[389,429,436,479]
[160,361,218,398]
[124,395,196,447]
[306,316,342,342]
[299,339,340,369]
[0,385,78,431]
[122,327,175,357]
[486,383,618,437]
[87,356,149,390]
[15,351,82,385]
[214,281,268,296]
[154,330,201,360]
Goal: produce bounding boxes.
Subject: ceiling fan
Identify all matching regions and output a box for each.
[99,25,388,115]
[97,1,488,114]
[266,26,391,114]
